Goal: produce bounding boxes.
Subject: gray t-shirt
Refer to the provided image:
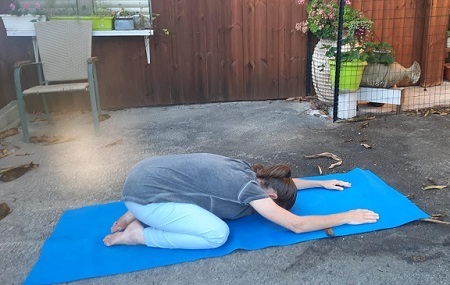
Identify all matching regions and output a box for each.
[122,153,269,219]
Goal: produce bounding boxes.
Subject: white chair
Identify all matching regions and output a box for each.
[14,20,101,143]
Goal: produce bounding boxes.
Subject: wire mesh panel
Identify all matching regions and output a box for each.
[305,0,450,120]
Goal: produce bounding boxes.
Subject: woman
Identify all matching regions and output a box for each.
[103,153,379,249]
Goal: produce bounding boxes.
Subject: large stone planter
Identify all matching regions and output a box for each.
[312,39,335,103]
[312,39,352,103]
[360,62,421,88]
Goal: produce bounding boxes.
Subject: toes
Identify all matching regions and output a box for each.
[103,235,113,246]
[110,221,124,233]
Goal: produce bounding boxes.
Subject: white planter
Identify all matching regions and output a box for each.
[312,38,353,103]
[312,39,335,103]
[447,36,450,48]
[0,14,46,31]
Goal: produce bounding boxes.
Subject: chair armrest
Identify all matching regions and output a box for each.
[87,57,99,64]
[14,60,34,68]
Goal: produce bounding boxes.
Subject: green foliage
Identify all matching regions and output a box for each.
[324,41,396,64]
[323,43,369,63]
[7,0,27,16]
[364,42,395,65]
[298,0,372,41]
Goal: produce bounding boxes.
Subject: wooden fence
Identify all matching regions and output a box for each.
[0,0,448,111]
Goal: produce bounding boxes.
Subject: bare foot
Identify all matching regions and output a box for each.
[103,220,145,246]
[110,211,136,233]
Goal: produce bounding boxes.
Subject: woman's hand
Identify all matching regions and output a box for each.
[345,209,379,225]
[319,179,351,191]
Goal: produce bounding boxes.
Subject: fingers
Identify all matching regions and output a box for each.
[348,209,379,225]
[361,209,379,222]
[327,180,351,191]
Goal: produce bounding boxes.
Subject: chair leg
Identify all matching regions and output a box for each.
[88,63,100,136]
[89,89,100,136]
[41,94,51,123]
[16,93,30,143]
[92,64,101,114]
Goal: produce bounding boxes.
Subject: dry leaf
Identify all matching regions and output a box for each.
[0,148,11,159]
[329,160,343,169]
[304,152,341,161]
[0,162,39,182]
[318,166,323,175]
[0,202,11,221]
[361,143,372,149]
[423,109,430,117]
[304,152,343,169]
[30,135,75,145]
[103,139,123,148]
[324,228,335,237]
[98,114,111,122]
[345,116,376,122]
[15,153,32,156]
[421,218,450,225]
[0,128,19,140]
[422,185,447,191]
[360,121,369,129]
[406,194,415,200]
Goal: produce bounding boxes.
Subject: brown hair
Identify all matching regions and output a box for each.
[250,163,297,210]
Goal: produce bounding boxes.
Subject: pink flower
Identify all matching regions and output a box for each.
[24,2,29,9]
[346,0,352,5]
[9,3,16,11]
[297,0,306,4]
[35,3,41,9]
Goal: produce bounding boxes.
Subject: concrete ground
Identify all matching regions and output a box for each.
[0,100,449,285]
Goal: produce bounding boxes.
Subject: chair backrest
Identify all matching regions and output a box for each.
[35,20,92,82]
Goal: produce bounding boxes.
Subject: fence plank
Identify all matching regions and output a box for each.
[421,0,449,86]
[1,0,449,111]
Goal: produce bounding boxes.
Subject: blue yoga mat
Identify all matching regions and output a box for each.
[24,168,429,284]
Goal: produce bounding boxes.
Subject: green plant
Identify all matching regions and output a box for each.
[348,19,373,43]
[295,0,372,41]
[324,43,368,63]
[363,42,395,65]
[94,0,113,17]
[7,0,28,16]
[113,4,135,18]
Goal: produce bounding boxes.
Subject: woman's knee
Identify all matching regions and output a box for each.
[205,222,230,248]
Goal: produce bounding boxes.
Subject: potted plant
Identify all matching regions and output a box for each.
[447,30,450,48]
[113,4,135,30]
[360,41,421,88]
[364,42,395,65]
[0,0,46,32]
[295,0,372,102]
[325,40,368,92]
[134,7,152,30]
[321,9,372,93]
[49,0,114,31]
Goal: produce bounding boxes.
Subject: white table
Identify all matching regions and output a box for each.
[6,29,155,64]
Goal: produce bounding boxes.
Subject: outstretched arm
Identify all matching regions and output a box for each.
[250,198,379,234]
[293,178,351,191]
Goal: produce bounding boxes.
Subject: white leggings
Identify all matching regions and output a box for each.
[125,201,230,249]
